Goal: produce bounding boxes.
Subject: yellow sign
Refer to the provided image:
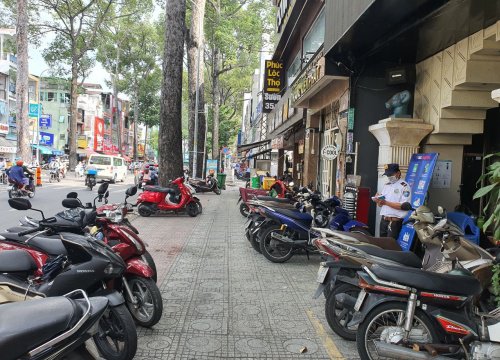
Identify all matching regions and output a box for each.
[77,135,87,149]
[263,60,283,113]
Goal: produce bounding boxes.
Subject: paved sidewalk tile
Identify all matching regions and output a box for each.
[131,186,358,359]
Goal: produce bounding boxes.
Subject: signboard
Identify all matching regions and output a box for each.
[0,123,8,135]
[397,153,439,251]
[0,146,16,153]
[347,108,355,130]
[321,145,339,160]
[94,117,104,152]
[29,103,39,118]
[263,60,283,113]
[39,114,52,128]
[206,159,218,177]
[276,0,296,33]
[271,135,284,149]
[431,160,452,189]
[291,52,325,105]
[77,135,87,149]
[39,131,54,146]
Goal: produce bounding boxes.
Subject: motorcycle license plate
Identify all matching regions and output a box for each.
[316,265,329,284]
[354,289,367,311]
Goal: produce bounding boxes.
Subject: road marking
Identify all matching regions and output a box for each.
[306,309,345,360]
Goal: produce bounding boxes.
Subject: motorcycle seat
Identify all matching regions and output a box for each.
[331,231,402,251]
[0,296,105,360]
[370,263,481,296]
[144,185,176,194]
[0,249,37,272]
[255,196,290,203]
[272,208,313,222]
[2,227,67,256]
[351,244,421,268]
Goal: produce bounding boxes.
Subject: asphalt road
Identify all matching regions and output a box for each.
[0,173,139,230]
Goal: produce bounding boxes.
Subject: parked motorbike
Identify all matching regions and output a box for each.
[85,168,97,190]
[136,176,202,217]
[188,175,221,195]
[8,174,35,199]
[0,289,110,360]
[49,169,60,183]
[1,196,138,360]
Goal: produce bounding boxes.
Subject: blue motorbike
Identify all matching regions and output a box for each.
[255,195,370,263]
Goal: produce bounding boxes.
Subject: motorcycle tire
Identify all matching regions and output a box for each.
[57,176,61,182]
[196,201,203,215]
[138,203,152,217]
[28,187,35,198]
[93,304,137,360]
[239,203,250,217]
[250,229,262,253]
[126,276,163,328]
[186,202,198,217]
[214,187,221,195]
[356,302,438,360]
[325,283,360,341]
[143,251,158,283]
[49,176,53,183]
[259,224,294,263]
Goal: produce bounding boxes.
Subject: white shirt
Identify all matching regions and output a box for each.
[379,178,411,219]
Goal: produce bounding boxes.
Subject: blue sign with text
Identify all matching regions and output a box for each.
[28,103,39,118]
[39,114,52,128]
[397,153,439,251]
[39,132,54,146]
[206,159,218,177]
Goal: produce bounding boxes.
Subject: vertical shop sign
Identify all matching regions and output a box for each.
[347,108,355,130]
[263,60,283,113]
[94,117,104,152]
[397,153,439,251]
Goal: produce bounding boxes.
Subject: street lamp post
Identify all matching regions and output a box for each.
[36,69,50,164]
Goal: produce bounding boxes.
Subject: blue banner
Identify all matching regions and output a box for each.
[39,114,52,128]
[39,132,54,146]
[206,159,218,177]
[397,153,439,251]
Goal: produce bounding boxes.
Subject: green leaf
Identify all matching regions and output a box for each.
[484,152,500,160]
[473,183,497,199]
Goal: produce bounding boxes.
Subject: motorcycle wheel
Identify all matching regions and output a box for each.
[214,187,221,195]
[57,176,61,182]
[138,203,152,217]
[8,189,12,199]
[325,283,360,341]
[239,203,250,217]
[186,202,198,217]
[49,175,53,183]
[143,251,158,283]
[93,304,137,360]
[249,228,262,253]
[259,225,294,263]
[126,276,163,327]
[195,201,203,215]
[356,302,438,360]
[28,186,35,198]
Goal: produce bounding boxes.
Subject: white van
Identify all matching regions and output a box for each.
[88,155,127,183]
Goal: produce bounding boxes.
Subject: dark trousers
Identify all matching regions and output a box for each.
[380,218,403,240]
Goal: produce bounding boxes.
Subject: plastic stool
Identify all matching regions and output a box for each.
[447,212,480,245]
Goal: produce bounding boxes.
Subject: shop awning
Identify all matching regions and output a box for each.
[52,149,64,156]
[32,144,53,155]
[248,148,272,159]
[237,139,270,153]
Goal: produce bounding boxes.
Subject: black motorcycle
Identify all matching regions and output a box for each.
[188,175,221,195]
[49,169,60,183]
[85,169,97,190]
[3,189,137,360]
[8,174,36,199]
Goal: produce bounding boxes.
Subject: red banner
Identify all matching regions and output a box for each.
[94,117,104,152]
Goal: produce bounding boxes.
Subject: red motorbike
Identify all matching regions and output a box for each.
[136,177,202,217]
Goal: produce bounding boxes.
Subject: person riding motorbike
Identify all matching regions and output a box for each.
[6,160,33,194]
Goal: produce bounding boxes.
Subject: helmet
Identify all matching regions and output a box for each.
[16,160,23,166]
[413,205,434,223]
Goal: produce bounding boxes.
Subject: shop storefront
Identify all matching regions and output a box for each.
[0,136,17,164]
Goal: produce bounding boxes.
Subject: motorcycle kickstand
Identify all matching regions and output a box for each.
[122,277,139,306]
[306,249,310,260]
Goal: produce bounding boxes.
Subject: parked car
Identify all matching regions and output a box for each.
[87,154,127,183]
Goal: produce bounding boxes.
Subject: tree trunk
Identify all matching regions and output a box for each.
[211,48,221,167]
[114,47,121,155]
[158,0,186,185]
[187,0,206,178]
[15,0,30,162]
[133,83,139,161]
[144,125,148,160]
[68,60,78,171]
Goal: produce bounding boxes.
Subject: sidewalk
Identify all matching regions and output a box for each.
[131,185,358,359]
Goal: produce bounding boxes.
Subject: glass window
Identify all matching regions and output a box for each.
[286,53,302,87]
[302,9,325,63]
[113,158,123,166]
[59,92,70,104]
[40,91,48,101]
[47,92,55,102]
[90,156,111,165]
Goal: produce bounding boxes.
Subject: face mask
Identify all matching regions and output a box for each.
[388,175,398,184]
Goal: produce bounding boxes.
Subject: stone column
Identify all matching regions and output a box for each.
[303,112,320,188]
[369,118,434,235]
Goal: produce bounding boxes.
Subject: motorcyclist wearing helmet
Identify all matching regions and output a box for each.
[6,160,33,194]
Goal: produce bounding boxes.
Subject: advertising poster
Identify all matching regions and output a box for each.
[397,153,439,251]
[39,114,52,128]
[262,60,283,113]
[206,159,218,177]
[94,117,104,152]
[39,132,54,146]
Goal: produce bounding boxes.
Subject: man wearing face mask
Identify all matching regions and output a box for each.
[373,163,411,239]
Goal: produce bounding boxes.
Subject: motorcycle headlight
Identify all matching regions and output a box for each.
[122,229,144,253]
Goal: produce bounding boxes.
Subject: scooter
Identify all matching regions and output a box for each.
[136,176,202,217]
[188,175,221,195]
[49,169,60,183]
[85,168,97,190]
[0,197,137,360]
[0,290,110,360]
[8,174,36,199]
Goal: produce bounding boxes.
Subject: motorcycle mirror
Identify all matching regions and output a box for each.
[8,198,32,211]
[62,198,81,209]
[125,186,138,197]
[97,182,109,195]
[401,202,413,211]
[67,192,78,199]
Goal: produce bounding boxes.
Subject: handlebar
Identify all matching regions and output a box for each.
[18,226,44,236]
